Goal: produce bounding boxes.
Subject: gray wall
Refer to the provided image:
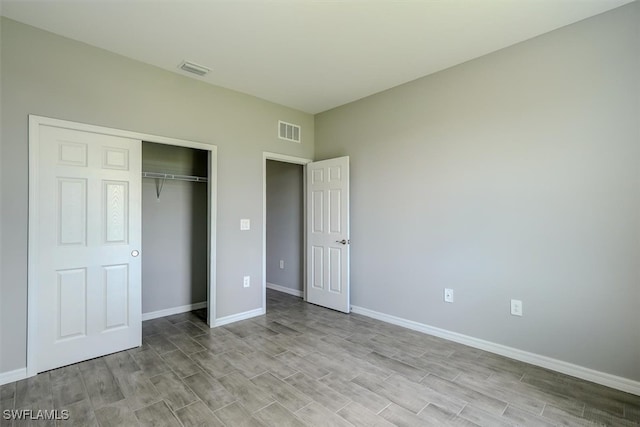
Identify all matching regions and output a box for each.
[142,142,208,314]
[266,160,303,293]
[315,3,640,381]
[0,18,314,373]
[0,9,4,370]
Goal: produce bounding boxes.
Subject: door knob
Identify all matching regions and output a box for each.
[131,250,140,257]
[336,239,348,245]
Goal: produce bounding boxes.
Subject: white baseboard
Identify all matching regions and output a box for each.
[142,301,207,321]
[212,308,265,327]
[266,282,303,298]
[351,305,640,396]
[0,368,27,386]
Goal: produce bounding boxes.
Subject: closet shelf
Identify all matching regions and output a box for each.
[142,171,208,199]
[142,171,208,183]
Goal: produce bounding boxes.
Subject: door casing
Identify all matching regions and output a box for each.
[27,115,218,377]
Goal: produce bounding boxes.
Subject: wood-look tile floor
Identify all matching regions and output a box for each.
[2,289,639,426]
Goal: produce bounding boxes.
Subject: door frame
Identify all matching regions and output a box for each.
[27,115,218,377]
[262,152,312,311]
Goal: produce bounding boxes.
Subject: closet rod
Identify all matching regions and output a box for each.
[142,171,208,199]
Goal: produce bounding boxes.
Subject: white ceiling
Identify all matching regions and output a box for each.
[1,0,633,114]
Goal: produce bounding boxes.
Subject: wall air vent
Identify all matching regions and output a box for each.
[178,61,211,77]
[278,120,301,143]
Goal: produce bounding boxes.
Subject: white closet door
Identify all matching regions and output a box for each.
[36,124,142,372]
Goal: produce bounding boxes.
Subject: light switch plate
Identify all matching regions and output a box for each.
[444,288,454,303]
[240,219,250,230]
[511,299,523,316]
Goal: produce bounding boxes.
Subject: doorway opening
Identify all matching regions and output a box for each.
[141,142,209,322]
[266,160,304,300]
[262,153,311,312]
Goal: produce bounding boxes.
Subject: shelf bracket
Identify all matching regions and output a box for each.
[155,176,167,199]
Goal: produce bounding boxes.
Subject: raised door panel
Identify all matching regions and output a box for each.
[311,168,324,185]
[57,141,88,167]
[311,190,324,234]
[103,264,129,330]
[312,246,324,290]
[328,189,342,235]
[102,147,130,170]
[328,165,342,182]
[103,181,129,244]
[56,268,87,340]
[58,178,87,246]
[328,248,342,294]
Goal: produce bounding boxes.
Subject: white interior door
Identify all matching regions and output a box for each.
[36,124,142,372]
[306,156,350,313]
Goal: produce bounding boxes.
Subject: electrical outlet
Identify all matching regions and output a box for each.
[444,288,454,303]
[243,276,250,288]
[240,219,250,230]
[511,299,523,316]
[279,260,284,269]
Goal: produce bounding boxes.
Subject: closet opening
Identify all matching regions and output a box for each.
[265,159,305,309]
[141,142,210,323]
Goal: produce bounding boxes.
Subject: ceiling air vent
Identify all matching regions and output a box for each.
[178,60,210,77]
[278,120,301,143]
